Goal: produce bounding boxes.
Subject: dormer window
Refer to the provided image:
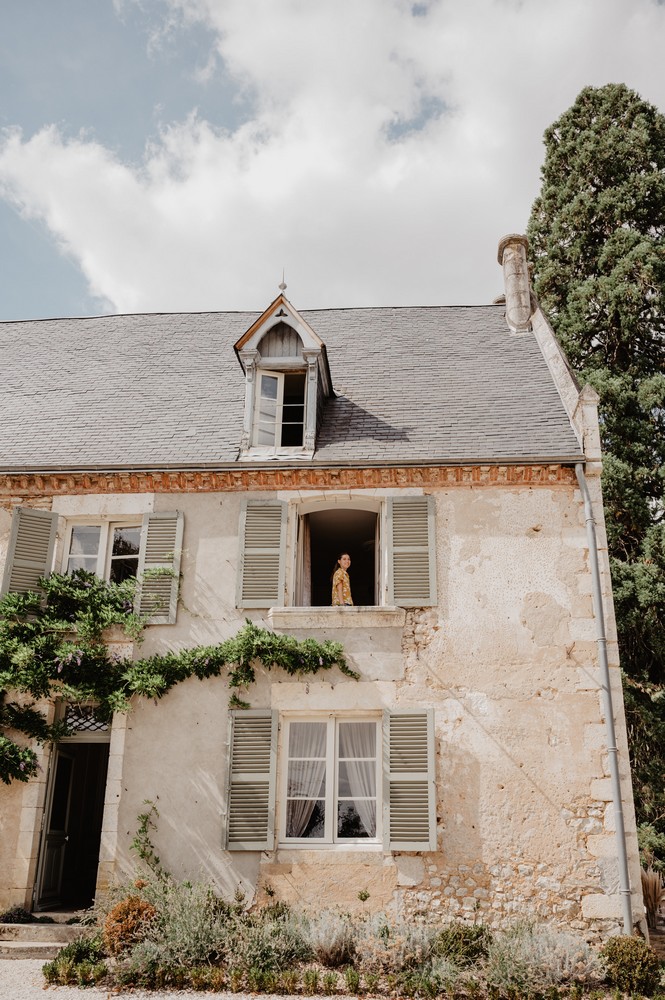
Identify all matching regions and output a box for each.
[235,295,332,460]
[255,371,306,448]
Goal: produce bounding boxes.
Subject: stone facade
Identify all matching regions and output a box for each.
[0,237,645,936]
[0,470,644,935]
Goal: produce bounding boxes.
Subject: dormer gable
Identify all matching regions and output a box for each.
[235,294,332,459]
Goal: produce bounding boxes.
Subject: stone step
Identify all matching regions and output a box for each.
[0,918,94,960]
[0,940,63,960]
[0,922,84,943]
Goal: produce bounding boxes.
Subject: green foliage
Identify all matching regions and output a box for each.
[42,934,107,987]
[303,967,320,994]
[638,822,665,873]
[599,935,662,996]
[0,571,353,785]
[527,82,665,851]
[432,920,492,965]
[130,801,168,879]
[0,905,34,923]
[344,965,361,993]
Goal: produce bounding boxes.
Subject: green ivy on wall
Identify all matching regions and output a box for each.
[0,570,355,785]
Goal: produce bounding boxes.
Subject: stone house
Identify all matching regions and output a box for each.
[0,235,645,936]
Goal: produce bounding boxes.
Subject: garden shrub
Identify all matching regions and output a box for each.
[42,935,107,986]
[304,910,356,966]
[281,967,300,993]
[483,923,600,991]
[322,970,339,994]
[355,914,438,972]
[432,920,492,965]
[600,934,662,996]
[303,967,320,994]
[0,905,34,923]
[344,966,360,993]
[103,894,157,956]
[429,955,465,990]
[224,909,311,972]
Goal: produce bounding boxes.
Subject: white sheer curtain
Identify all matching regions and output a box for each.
[286,722,326,838]
[338,722,377,837]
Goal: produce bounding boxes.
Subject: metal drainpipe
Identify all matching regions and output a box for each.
[575,463,633,935]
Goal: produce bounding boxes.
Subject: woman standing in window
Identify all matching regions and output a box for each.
[332,553,353,606]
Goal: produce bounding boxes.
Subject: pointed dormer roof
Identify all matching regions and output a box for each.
[235,294,326,360]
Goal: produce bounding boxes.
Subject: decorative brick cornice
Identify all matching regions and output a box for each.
[0,464,576,499]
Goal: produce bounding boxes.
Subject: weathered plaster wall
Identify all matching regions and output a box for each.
[0,480,642,933]
[106,483,640,932]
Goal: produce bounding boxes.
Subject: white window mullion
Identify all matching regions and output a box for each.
[326,718,335,844]
[97,523,111,578]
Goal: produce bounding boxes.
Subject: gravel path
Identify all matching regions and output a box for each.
[0,959,263,1000]
[0,961,316,1000]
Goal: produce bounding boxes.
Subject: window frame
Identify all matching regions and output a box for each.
[61,518,142,583]
[278,714,383,849]
[252,368,307,454]
[291,499,384,608]
[237,495,437,611]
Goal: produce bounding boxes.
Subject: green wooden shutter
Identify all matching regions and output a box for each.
[1,508,58,596]
[225,710,278,851]
[387,496,437,606]
[237,501,287,608]
[383,709,436,851]
[135,511,184,624]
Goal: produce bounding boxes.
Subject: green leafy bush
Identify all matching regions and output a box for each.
[344,966,360,993]
[600,934,662,996]
[42,935,107,986]
[432,921,492,965]
[0,905,33,923]
[281,967,300,993]
[0,567,353,786]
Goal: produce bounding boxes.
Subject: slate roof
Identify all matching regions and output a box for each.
[0,305,583,471]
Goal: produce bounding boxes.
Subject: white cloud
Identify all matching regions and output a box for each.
[1,0,665,314]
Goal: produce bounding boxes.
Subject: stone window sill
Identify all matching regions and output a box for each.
[267,606,406,629]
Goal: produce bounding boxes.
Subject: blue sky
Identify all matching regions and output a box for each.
[1,0,664,320]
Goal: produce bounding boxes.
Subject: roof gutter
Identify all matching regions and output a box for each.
[575,463,633,935]
[0,456,585,476]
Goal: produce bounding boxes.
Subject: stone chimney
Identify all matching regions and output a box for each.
[497,234,532,334]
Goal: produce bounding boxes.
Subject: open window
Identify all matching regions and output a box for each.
[237,496,437,610]
[254,370,306,448]
[235,296,332,459]
[297,508,379,606]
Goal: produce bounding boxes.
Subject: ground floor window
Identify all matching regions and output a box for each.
[226,708,435,852]
[281,716,380,844]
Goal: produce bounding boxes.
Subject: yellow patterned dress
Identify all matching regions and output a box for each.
[332,568,353,606]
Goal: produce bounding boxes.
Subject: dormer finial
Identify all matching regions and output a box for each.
[278,269,287,293]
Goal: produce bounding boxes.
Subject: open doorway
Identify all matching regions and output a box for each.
[299,508,379,606]
[34,742,109,911]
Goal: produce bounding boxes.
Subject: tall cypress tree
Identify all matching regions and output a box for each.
[527,84,665,844]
